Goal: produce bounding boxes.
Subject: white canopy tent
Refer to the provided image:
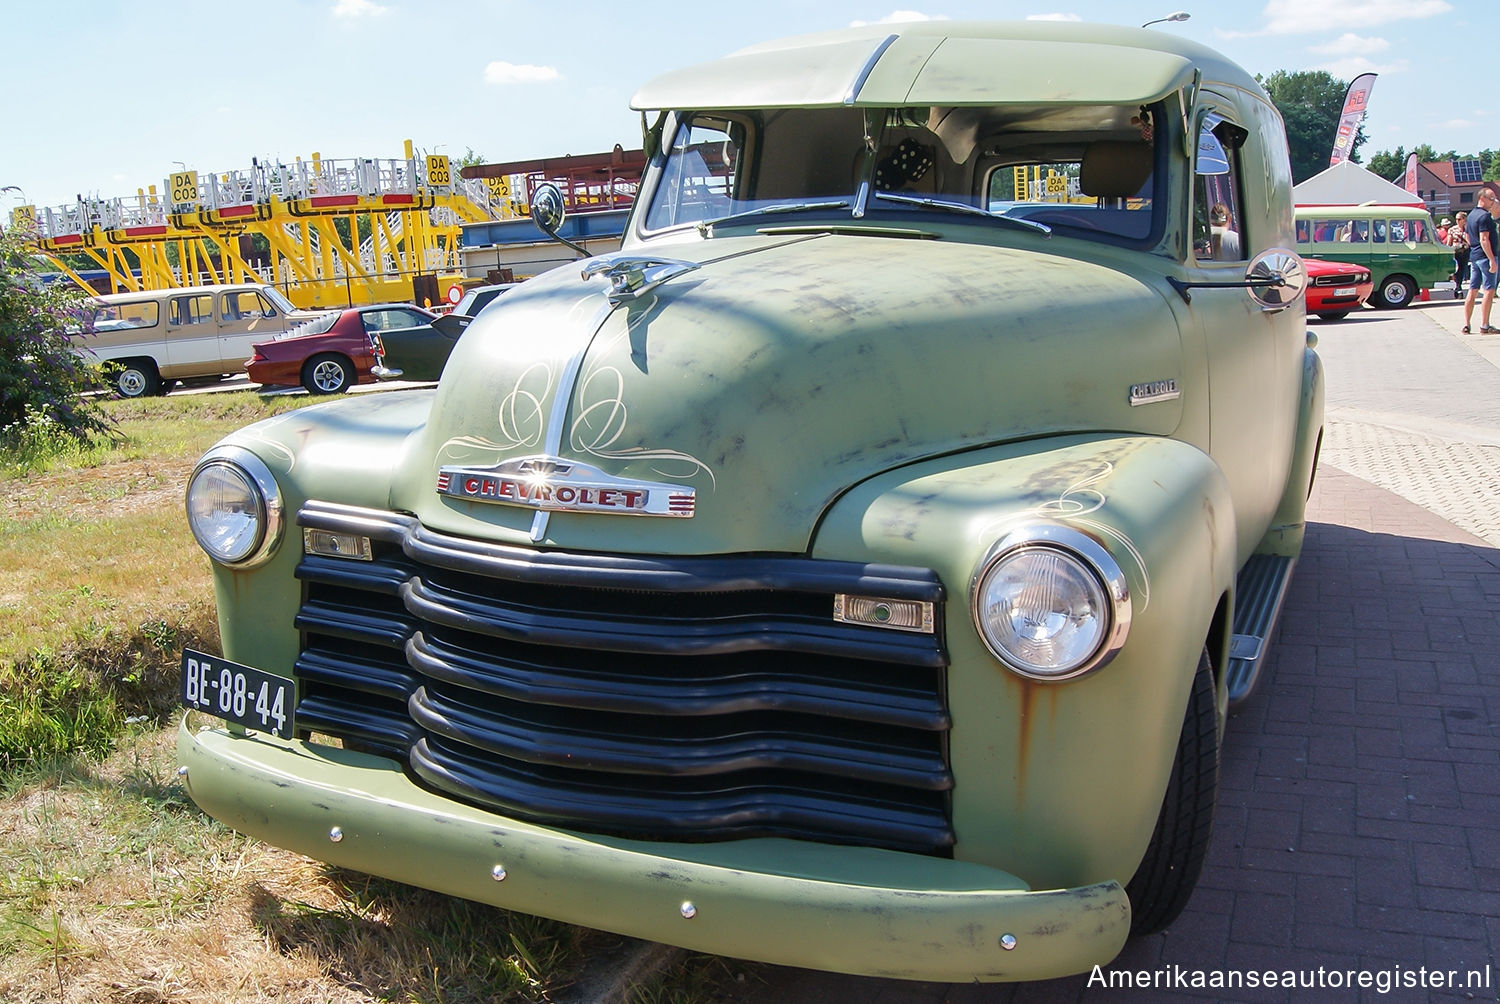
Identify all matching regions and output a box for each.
[1292,160,1425,208]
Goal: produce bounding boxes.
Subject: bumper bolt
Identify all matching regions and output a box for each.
[492,865,507,881]
[175,766,188,778]
[1000,934,1018,951]
[329,827,344,843]
[680,901,697,919]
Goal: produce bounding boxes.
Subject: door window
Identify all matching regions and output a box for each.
[170,294,214,326]
[222,290,276,321]
[360,309,429,331]
[1194,116,1246,261]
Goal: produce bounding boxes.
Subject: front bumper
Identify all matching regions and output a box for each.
[178,715,1130,983]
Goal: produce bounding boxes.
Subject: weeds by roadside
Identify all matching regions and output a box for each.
[0,389,635,1001]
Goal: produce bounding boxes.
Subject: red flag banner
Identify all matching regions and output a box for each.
[1402,152,1419,194]
[1330,72,1377,167]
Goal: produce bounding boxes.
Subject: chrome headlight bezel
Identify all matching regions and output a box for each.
[969,524,1132,682]
[184,446,284,567]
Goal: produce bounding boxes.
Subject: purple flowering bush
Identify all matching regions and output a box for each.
[0,223,114,458]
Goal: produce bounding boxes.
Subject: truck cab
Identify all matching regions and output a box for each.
[179,20,1321,983]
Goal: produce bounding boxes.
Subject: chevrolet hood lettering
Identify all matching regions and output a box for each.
[437,455,695,518]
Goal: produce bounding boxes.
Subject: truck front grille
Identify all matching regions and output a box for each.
[292,502,953,855]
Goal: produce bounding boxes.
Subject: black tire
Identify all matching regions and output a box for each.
[301,354,355,394]
[114,359,161,399]
[1375,275,1415,309]
[1125,648,1218,935]
[1316,311,1351,321]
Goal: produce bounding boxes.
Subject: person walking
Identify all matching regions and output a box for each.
[1463,191,1500,334]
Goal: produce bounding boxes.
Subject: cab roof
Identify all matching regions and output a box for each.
[631,20,1261,112]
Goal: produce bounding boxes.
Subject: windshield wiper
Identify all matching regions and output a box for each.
[872,193,1052,236]
[698,201,851,235]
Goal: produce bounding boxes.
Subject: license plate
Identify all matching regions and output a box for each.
[180,649,295,738]
[1334,286,1356,296]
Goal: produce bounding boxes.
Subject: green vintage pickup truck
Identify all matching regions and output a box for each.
[178,20,1322,982]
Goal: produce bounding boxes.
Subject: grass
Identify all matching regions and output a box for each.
[0,389,655,1002]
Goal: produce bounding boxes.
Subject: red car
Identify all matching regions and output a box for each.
[1303,258,1373,321]
[246,304,440,393]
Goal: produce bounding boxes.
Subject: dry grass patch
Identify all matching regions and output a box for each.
[0,729,609,1003]
[0,389,642,1002]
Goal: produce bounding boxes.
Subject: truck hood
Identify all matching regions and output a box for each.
[395,232,1184,554]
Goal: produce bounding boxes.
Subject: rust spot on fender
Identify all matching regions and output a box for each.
[1013,676,1037,800]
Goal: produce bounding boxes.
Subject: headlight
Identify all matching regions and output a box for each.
[185,447,283,566]
[970,525,1131,681]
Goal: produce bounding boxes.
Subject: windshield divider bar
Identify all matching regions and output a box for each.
[844,34,898,105]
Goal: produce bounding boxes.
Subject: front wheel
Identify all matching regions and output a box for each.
[302,354,355,394]
[1375,275,1415,309]
[1125,648,1219,934]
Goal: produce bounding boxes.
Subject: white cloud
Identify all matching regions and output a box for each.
[1026,12,1082,21]
[332,0,388,17]
[1263,0,1449,34]
[483,61,562,85]
[1309,33,1391,57]
[850,11,948,26]
[1313,55,1408,79]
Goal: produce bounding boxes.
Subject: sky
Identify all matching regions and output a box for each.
[0,0,1480,215]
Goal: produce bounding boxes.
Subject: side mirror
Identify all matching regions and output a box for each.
[1166,247,1307,309]
[530,182,567,235]
[1245,248,1306,311]
[530,183,589,257]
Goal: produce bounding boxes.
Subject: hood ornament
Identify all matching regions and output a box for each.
[437,455,695,518]
[528,182,699,303]
[581,252,700,304]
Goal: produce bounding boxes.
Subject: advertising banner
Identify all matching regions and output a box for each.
[1330,72,1377,167]
[1402,152,1419,195]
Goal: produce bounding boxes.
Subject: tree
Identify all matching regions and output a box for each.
[1257,70,1366,184]
[1363,144,1461,182]
[1365,146,1407,182]
[0,222,113,452]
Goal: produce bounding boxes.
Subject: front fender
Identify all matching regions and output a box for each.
[811,434,1238,890]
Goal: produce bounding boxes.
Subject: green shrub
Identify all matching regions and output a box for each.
[0,224,113,455]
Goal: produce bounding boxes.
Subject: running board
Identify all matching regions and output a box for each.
[1226,553,1296,706]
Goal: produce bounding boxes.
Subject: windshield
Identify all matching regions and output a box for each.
[642,104,1164,245]
[260,286,298,314]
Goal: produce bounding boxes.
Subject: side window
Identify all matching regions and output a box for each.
[361,309,427,331]
[222,290,274,321]
[1194,117,1247,261]
[1314,218,1356,243]
[1295,219,1311,244]
[91,302,159,331]
[644,116,740,231]
[170,295,214,326]
[1372,220,1388,243]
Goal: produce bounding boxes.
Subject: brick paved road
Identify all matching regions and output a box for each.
[708,303,1500,1003]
